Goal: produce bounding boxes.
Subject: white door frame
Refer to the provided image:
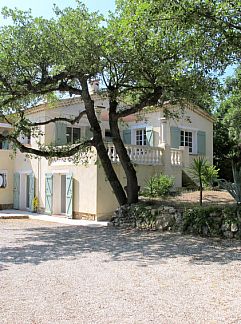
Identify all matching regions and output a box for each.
[18,171,32,211]
[51,171,70,216]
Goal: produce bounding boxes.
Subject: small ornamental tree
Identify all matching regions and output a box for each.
[189,157,219,206]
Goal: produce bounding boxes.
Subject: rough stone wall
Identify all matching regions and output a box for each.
[112,204,241,239]
[0,204,13,210]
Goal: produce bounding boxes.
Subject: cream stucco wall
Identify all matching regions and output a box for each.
[13,151,98,216]
[96,163,182,220]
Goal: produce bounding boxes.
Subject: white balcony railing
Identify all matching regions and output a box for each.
[50,144,183,167]
[170,149,183,166]
[106,143,164,165]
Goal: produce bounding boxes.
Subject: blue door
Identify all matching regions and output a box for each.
[45,173,53,214]
[66,173,73,218]
[13,173,20,209]
[28,174,35,212]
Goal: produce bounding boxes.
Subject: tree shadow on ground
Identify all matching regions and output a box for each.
[0,221,241,270]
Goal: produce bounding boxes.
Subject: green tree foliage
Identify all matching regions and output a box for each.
[214,66,241,204]
[214,66,241,181]
[116,0,241,68]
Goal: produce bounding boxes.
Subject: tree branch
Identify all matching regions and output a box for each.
[0,133,93,158]
[116,86,163,118]
[30,110,86,127]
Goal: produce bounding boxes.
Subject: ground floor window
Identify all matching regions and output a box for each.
[0,172,7,188]
[135,129,147,146]
[180,130,193,153]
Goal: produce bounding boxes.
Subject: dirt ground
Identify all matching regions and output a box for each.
[144,190,236,207]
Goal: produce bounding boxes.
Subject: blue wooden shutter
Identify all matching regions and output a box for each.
[13,173,20,209]
[45,173,53,214]
[2,130,9,149]
[146,126,153,146]
[29,174,35,212]
[170,127,181,148]
[55,122,67,145]
[2,140,9,150]
[197,131,206,155]
[66,173,73,218]
[123,129,131,144]
[85,126,93,140]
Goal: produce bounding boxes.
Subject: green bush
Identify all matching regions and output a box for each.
[142,173,175,198]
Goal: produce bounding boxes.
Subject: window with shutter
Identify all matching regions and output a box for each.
[66,126,81,144]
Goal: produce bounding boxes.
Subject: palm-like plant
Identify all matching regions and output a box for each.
[189,157,219,206]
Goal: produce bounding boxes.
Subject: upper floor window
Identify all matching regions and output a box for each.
[105,129,112,142]
[180,130,193,153]
[136,129,147,146]
[20,134,31,145]
[66,127,81,144]
[0,130,10,149]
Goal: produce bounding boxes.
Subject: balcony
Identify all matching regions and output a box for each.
[106,143,164,165]
[50,144,184,167]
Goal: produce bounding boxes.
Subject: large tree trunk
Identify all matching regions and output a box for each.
[81,80,127,206]
[109,99,139,204]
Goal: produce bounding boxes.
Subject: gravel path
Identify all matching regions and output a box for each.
[1,219,241,324]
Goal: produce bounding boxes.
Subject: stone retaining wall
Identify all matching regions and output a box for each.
[112,204,241,239]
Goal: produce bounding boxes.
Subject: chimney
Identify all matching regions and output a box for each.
[89,80,100,95]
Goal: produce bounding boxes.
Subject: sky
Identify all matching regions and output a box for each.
[0,0,116,21]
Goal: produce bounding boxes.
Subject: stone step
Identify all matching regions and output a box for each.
[0,215,29,219]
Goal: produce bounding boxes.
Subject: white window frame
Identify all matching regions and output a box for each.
[130,123,148,146]
[135,128,147,146]
[0,170,7,188]
[179,127,197,154]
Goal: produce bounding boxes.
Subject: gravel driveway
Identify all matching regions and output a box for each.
[1,219,241,324]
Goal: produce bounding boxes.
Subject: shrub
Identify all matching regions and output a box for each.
[32,196,39,212]
[142,173,174,198]
[219,161,241,204]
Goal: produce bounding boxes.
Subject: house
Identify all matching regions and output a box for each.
[0,90,214,220]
